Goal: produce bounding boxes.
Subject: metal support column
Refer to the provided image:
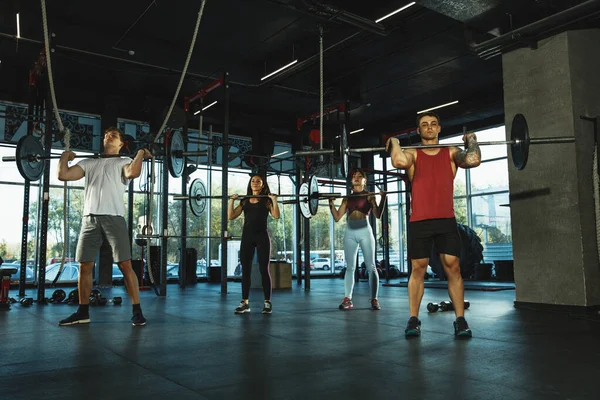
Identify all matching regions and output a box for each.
[405,182,412,276]
[19,85,38,297]
[128,181,134,257]
[382,160,390,283]
[303,170,311,291]
[160,139,169,296]
[220,72,230,294]
[180,118,189,289]
[37,75,53,303]
[295,164,303,285]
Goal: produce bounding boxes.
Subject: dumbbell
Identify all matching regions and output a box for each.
[111,296,122,305]
[49,289,67,304]
[427,300,471,312]
[97,296,108,306]
[440,300,471,312]
[20,297,33,306]
[440,301,453,311]
[67,289,79,304]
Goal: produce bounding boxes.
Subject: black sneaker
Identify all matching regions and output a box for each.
[262,301,272,314]
[234,301,251,314]
[404,316,421,337]
[131,312,147,326]
[453,316,472,337]
[58,312,90,326]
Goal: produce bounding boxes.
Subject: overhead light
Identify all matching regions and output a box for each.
[271,150,289,158]
[16,13,20,38]
[350,128,364,135]
[417,100,459,114]
[375,2,416,23]
[260,59,298,81]
[194,100,218,115]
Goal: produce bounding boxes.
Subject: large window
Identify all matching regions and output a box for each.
[1,99,513,284]
[371,125,513,274]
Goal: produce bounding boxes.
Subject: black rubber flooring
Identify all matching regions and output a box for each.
[383,279,516,291]
[1,279,599,400]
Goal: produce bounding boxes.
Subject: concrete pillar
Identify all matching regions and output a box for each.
[503,29,600,307]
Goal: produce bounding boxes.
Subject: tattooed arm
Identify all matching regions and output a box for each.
[453,133,481,169]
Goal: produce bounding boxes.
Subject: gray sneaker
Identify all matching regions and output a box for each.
[234,301,251,314]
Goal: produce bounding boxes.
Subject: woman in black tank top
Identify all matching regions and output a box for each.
[228,175,279,314]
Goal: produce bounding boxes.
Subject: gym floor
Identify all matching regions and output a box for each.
[1,279,598,400]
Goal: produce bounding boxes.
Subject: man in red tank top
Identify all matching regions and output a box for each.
[386,112,481,338]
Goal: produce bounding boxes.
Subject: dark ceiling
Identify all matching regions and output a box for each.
[1,0,599,149]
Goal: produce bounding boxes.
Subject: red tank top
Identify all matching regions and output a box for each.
[410,148,455,222]
[346,191,371,216]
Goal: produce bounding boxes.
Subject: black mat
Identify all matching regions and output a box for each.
[383,280,515,291]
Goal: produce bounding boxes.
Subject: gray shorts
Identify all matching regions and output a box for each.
[76,215,131,263]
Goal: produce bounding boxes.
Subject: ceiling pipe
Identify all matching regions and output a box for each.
[265,0,388,35]
[468,0,600,57]
[0,31,320,97]
[300,0,388,36]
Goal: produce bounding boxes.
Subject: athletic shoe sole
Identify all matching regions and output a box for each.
[235,309,251,314]
[455,330,472,338]
[132,321,147,326]
[58,318,90,326]
[261,310,272,314]
[404,329,421,337]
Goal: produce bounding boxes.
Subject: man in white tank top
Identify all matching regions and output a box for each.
[56,127,152,326]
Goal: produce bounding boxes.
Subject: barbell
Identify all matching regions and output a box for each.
[1,131,206,181]
[173,176,333,219]
[295,113,576,177]
[174,176,398,219]
[136,234,242,240]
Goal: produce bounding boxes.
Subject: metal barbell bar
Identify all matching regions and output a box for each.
[285,189,406,204]
[2,153,134,162]
[326,137,574,154]
[172,193,321,201]
[177,176,335,219]
[136,234,241,240]
[1,131,211,181]
[294,114,576,176]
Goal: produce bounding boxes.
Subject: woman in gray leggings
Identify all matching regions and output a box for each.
[329,169,387,310]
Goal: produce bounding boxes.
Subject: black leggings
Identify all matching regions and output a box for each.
[240,230,272,300]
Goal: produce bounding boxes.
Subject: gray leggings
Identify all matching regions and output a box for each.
[344,219,379,299]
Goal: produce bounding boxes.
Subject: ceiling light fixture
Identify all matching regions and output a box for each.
[417,100,459,114]
[350,128,364,135]
[271,150,289,158]
[16,13,20,38]
[260,60,298,81]
[375,2,416,23]
[194,100,218,115]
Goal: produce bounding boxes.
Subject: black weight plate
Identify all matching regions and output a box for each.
[341,125,348,178]
[511,113,530,170]
[308,175,319,216]
[16,135,45,181]
[168,130,185,178]
[189,178,207,217]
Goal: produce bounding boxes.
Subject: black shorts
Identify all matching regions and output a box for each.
[408,218,461,259]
